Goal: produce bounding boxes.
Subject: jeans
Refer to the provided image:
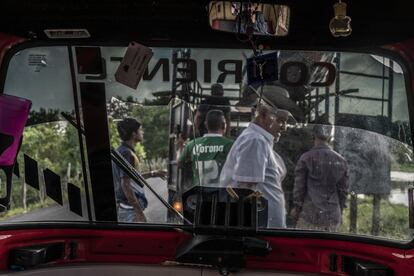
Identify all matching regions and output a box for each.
[296,217,340,232]
[118,207,138,222]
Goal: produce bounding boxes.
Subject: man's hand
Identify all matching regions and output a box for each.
[122,176,147,223]
[153,170,167,180]
[142,170,168,180]
[135,209,147,222]
[176,133,186,151]
[290,207,300,223]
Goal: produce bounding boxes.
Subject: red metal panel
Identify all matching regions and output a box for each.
[0,33,26,70]
[385,39,414,99]
[0,229,413,275]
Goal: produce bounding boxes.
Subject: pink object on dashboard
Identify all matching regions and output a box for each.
[0,94,31,166]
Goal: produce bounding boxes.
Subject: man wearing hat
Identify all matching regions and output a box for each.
[194,83,231,137]
[292,124,348,231]
[219,100,293,228]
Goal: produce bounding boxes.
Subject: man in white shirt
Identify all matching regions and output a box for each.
[219,102,291,228]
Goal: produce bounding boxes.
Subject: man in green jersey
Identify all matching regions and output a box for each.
[179,109,233,188]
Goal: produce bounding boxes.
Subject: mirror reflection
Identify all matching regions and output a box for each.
[209,1,290,36]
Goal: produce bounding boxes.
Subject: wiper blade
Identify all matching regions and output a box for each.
[110,148,191,224]
[110,146,143,188]
[61,112,191,224]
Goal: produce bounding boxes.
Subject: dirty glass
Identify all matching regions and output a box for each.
[1,46,88,222]
[99,47,412,240]
[2,45,413,242]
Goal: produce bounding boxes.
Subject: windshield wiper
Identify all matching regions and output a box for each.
[110,147,191,223]
[61,112,190,224]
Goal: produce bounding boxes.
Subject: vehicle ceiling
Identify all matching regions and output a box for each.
[0,0,413,49]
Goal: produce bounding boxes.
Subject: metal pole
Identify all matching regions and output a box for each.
[67,46,93,220]
[371,195,381,236]
[315,88,319,121]
[334,53,341,121]
[388,60,394,120]
[349,193,357,233]
[325,87,330,122]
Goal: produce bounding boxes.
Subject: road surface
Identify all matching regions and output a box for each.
[1,178,169,224]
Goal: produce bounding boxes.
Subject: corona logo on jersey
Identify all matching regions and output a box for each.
[192,144,225,156]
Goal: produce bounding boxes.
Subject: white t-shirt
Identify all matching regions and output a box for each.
[219,123,287,228]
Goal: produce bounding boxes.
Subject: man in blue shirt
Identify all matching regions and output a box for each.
[113,117,147,222]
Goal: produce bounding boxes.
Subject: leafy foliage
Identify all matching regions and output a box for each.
[1,100,170,218]
[132,105,169,160]
[107,97,169,170]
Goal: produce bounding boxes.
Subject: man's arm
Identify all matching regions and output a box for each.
[121,176,147,222]
[293,156,307,211]
[232,138,267,184]
[177,142,191,169]
[225,138,267,199]
[337,161,349,210]
[118,149,147,222]
[141,170,167,179]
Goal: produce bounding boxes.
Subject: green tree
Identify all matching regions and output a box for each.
[132,105,169,161]
[108,117,146,159]
[3,120,86,215]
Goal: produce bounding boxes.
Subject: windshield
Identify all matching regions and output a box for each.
[1,45,413,242]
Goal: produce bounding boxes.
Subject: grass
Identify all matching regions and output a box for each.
[340,196,413,240]
[1,184,412,241]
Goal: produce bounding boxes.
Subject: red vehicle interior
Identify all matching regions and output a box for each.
[0,228,413,275]
[1,1,414,275]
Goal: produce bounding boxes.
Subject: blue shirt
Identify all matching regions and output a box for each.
[112,143,145,206]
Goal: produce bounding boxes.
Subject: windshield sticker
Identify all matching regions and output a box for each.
[68,183,82,217]
[13,161,20,178]
[24,154,39,190]
[115,42,154,89]
[28,54,47,72]
[43,168,63,205]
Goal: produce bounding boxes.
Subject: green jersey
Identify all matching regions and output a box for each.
[178,134,233,187]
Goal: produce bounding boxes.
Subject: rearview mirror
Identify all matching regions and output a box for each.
[208,1,290,36]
